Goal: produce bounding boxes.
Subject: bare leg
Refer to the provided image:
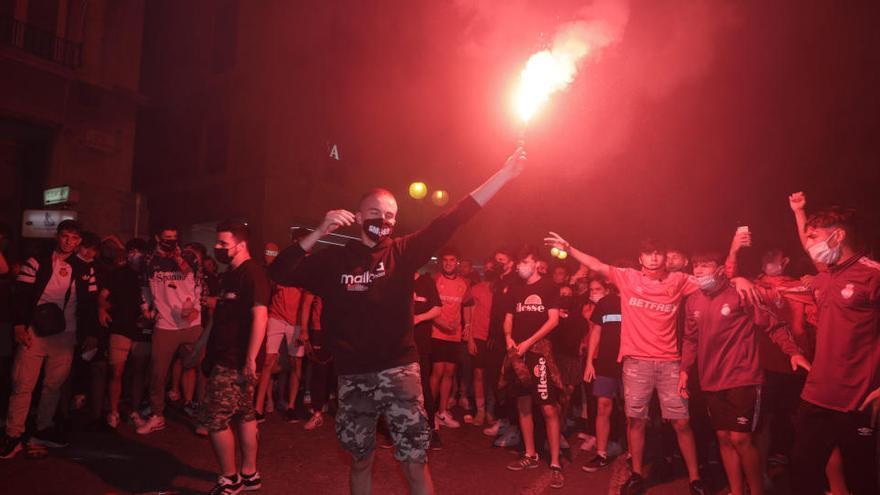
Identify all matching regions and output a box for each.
[255,354,278,414]
[287,357,303,410]
[473,368,485,412]
[209,427,238,477]
[401,461,435,495]
[439,363,456,416]
[672,418,701,481]
[718,431,745,495]
[108,362,125,415]
[825,447,849,495]
[596,397,613,453]
[543,403,561,466]
[730,431,763,495]
[236,419,259,474]
[350,453,375,495]
[628,417,647,475]
[518,395,536,456]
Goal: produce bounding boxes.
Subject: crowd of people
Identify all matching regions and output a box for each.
[0,146,877,495]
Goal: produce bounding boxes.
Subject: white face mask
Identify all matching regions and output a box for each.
[808,230,842,265]
[589,294,603,303]
[517,264,534,280]
[696,273,722,292]
[764,262,784,277]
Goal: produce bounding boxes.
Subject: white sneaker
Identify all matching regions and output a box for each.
[136,415,166,435]
[483,419,508,436]
[580,434,597,451]
[128,411,146,428]
[436,412,461,429]
[463,413,474,424]
[304,412,324,431]
[106,412,120,429]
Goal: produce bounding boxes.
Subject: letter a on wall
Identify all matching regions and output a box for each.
[329,144,340,160]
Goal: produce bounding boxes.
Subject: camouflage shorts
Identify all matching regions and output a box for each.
[199,364,257,432]
[336,362,430,463]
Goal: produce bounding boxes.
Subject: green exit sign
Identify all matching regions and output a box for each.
[43,186,78,206]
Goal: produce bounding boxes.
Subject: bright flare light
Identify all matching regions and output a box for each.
[514,50,580,123]
[408,181,428,200]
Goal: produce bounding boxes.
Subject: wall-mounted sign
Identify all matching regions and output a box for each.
[43,186,79,206]
[22,210,78,238]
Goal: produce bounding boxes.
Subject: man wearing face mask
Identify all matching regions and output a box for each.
[789,205,880,495]
[269,147,526,495]
[101,238,152,429]
[200,221,269,495]
[680,251,809,495]
[138,225,204,435]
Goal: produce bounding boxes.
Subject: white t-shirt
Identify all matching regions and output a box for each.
[36,257,77,333]
[145,256,202,330]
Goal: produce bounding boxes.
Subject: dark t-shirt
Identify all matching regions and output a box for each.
[590,294,622,378]
[0,271,11,323]
[552,298,588,358]
[413,273,441,339]
[206,259,270,370]
[105,265,149,341]
[506,277,559,344]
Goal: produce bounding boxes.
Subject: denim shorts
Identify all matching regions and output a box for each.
[592,375,623,399]
[622,357,689,420]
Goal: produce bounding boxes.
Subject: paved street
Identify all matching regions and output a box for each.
[0,407,706,495]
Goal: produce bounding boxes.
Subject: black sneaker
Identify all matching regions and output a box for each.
[0,434,22,459]
[30,427,69,448]
[549,465,565,489]
[582,453,611,472]
[622,473,647,495]
[283,409,300,424]
[208,474,242,495]
[430,431,443,450]
[507,453,540,471]
[240,471,262,492]
[255,412,266,424]
[689,479,708,495]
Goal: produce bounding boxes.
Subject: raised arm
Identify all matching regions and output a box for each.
[788,191,809,251]
[469,147,526,207]
[724,228,752,278]
[544,232,610,278]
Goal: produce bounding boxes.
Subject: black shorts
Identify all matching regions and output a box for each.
[430,338,459,364]
[470,339,489,369]
[704,385,762,433]
[514,352,559,406]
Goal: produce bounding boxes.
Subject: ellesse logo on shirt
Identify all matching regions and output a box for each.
[516,294,545,313]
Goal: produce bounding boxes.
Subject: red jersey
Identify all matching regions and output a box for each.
[802,255,880,412]
[609,267,700,361]
[469,281,493,341]
[268,284,303,325]
[432,275,470,342]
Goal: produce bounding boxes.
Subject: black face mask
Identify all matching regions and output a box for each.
[363,218,393,244]
[215,246,232,265]
[159,239,178,252]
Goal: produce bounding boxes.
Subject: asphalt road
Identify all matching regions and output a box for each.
[0,408,712,495]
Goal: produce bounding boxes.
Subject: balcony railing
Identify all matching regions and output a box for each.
[0,16,82,68]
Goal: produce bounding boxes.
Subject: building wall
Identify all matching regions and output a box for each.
[0,0,146,241]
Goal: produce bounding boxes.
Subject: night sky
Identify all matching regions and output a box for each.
[152,0,880,269]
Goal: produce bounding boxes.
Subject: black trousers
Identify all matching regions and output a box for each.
[790,401,878,495]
